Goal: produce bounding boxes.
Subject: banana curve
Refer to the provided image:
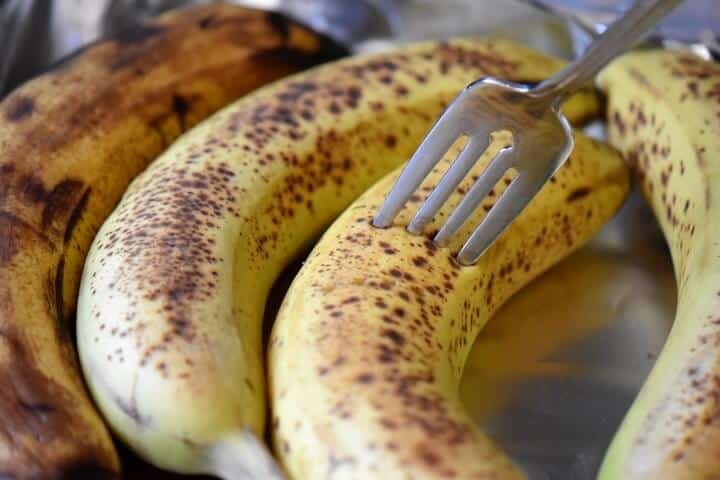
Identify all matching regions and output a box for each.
[597,50,720,480]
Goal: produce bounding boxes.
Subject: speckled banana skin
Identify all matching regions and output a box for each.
[597,51,720,479]
[0,5,343,479]
[77,38,600,477]
[268,132,628,479]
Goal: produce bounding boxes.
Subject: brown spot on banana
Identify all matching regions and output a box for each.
[0,4,345,477]
[3,95,35,122]
[0,325,118,480]
[40,180,88,236]
[566,186,591,202]
[63,188,91,245]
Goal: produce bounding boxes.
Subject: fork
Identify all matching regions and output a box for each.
[372,0,683,265]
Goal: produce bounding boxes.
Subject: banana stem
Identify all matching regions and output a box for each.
[208,430,286,480]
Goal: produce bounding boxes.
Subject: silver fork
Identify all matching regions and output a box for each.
[372,0,683,265]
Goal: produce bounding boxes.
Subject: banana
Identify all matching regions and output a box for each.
[268,127,628,478]
[77,37,602,477]
[596,50,720,479]
[0,4,344,478]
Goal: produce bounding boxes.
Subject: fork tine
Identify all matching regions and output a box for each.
[457,172,545,265]
[406,134,490,234]
[372,110,461,228]
[433,146,513,246]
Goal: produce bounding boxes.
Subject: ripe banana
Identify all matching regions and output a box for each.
[77,37,602,477]
[597,50,720,479]
[0,4,344,478]
[268,128,628,478]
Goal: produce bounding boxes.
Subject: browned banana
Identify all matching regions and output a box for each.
[0,5,344,478]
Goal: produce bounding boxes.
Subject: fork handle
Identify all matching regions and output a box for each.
[532,0,684,102]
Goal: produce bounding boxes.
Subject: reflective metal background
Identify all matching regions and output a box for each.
[461,190,676,479]
[1,1,717,478]
[2,0,718,96]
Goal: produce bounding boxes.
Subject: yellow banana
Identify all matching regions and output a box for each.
[597,50,720,479]
[0,4,344,478]
[77,38,601,476]
[268,129,628,479]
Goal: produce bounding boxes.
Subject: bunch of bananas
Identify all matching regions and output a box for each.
[1,2,718,479]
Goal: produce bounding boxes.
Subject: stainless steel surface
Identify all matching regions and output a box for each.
[462,190,676,479]
[0,0,712,478]
[375,0,680,264]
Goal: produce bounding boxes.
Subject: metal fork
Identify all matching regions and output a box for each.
[372,0,682,265]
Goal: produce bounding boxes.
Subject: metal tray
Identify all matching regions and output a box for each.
[1,1,717,478]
